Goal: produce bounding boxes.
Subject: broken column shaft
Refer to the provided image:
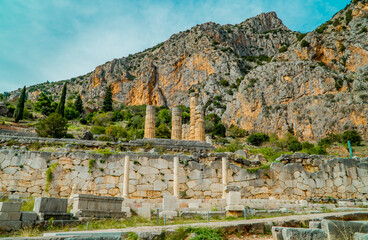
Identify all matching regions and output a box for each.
[171,107,182,140]
[195,105,205,142]
[190,93,198,140]
[144,105,156,138]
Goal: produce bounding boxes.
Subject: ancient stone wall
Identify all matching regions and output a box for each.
[1,149,368,200]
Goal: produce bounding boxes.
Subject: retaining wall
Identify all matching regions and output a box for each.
[0,148,368,200]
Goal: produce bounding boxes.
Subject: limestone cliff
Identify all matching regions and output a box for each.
[11,0,368,140]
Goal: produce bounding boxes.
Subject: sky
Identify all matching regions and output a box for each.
[0,0,350,93]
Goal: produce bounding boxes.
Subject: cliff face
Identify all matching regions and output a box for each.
[14,1,368,140]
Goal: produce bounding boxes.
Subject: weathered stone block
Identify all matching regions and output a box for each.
[71,194,124,218]
[21,211,38,221]
[160,210,177,219]
[226,191,241,205]
[137,207,151,220]
[322,220,368,240]
[355,233,368,240]
[309,221,322,229]
[0,220,21,231]
[0,202,22,212]
[163,196,176,211]
[33,197,68,213]
[272,226,285,240]
[282,227,327,240]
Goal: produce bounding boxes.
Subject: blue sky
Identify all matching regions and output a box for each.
[0,0,350,93]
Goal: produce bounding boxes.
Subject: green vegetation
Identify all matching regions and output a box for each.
[247,133,270,146]
[318,130,362,147]
[102,85,113,112]
[88,159,96,173]
[74,94,84,114]
[315,21,330,33]
[278,46,288,53]
[14,86,26,123]
[21,198,35,212]
[34,92,57,116]
[56,83,67,117]
[288,139,302,152]
[342,130,362,146]
[246,163,271,173]
[346,9,353,24]
[301,40,309,48]
[156,123,171,139]
[220,79,229,87]
[248,147,289,162]
[105,125,127,141]
[216,139,242,153]
[45,162,59,192]
[297,33,307,41]
[35,113,68,138]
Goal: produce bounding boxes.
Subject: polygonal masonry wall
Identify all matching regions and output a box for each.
[1,149,368,200]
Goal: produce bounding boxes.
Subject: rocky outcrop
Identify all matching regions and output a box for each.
[10,1,368,140]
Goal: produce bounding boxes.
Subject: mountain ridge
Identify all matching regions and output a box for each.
[8,0,368,140]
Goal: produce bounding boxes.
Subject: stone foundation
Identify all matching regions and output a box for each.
[1,149,368,200]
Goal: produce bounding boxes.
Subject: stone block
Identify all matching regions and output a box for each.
[137,207,151,220]
[225,205,244,211]
[0,220,21,231]
[355,233,368,240]
[21,211,38,221]
[121,207,131,218]
[0,202,22,212]
[160,210,177,220]
[33,197,68,213]
[224,185,240,192]
[0,212,21,221]
[272,226,285,240]
[163,196,176,211]
[234,150,247,158]
[282,227,327,240]
[71,194,124,219]
[226,191,241,205]
[322,220,368,240]
[188,202,199,209]
[309,221,322,229]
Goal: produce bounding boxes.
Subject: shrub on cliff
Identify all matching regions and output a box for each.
[247,133,269,146]
[342,130,362,146]
[35,113,68,138]
[288,139,302,152]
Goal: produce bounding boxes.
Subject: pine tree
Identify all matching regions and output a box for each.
[74,94,84,114]
[14,86,26,123]
[102,85,113,112]
[56,82,67,117]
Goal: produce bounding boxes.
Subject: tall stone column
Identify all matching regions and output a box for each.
[173,156,179,198]
[195,105,205,142]
[190,93,198,140]
[171,107,182,140]
[123,156,130,198]
[222,157,228,199]
[144,105,156,138]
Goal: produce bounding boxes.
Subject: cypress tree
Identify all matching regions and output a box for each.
[14,86,26,123]
[102,85,113,112]
[56,82,67,117]
[74,94,84,114]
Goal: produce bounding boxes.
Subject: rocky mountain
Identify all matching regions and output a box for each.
[10,0,368,140]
